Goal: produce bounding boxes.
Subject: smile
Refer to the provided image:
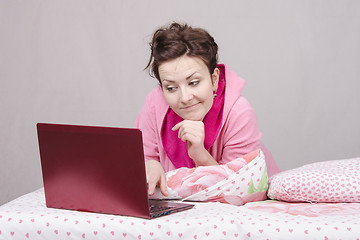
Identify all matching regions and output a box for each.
[181,103,200,110]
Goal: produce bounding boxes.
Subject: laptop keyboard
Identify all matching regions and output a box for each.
[149,204,172,213]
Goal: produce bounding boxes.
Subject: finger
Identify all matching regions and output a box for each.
[172,120,197,131]
[177,125,197,141]
[171,121,184,131]
[147,179,157,196]
[178,130,200,143]
[159,174,168,197]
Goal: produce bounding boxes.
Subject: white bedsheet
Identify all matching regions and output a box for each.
[1,189,360,239]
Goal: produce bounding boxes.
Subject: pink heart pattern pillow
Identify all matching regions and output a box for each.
[268,157,360,202]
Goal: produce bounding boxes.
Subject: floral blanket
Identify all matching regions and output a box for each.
[151,149,268,206]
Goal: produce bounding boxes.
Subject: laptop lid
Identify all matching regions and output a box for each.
[37,123,156,218]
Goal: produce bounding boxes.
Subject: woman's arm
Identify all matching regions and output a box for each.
[219,98,262,164]
[172,120,219,166]
[145,160,168,196]
[135,90,169,196]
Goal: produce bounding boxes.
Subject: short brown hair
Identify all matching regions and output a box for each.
[145,22,218,83]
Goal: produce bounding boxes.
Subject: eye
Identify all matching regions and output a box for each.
[189,80,200,86]
[165,86,177,92]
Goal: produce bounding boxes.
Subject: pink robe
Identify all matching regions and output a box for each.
[135,65,280,177]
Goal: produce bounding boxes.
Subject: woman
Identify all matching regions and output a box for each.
[136,22,280,196]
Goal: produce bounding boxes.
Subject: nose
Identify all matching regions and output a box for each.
[179,87,193,103]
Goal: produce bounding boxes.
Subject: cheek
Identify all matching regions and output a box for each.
[204,95,214,110]
[163,93,178,108]
[203,88,215,110]
[201,85,215,102]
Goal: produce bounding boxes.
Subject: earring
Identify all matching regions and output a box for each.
[213,92,217,98]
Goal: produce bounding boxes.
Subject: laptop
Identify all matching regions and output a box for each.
[37,123,194,219]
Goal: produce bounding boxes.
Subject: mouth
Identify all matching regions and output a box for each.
[180,103,200,110]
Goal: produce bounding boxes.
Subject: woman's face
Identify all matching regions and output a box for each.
[158,56,219,121]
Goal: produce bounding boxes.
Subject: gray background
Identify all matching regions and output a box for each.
[1,0,359,205]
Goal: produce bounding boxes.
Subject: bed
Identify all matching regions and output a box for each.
[1,189,360,239]
[1,152,360,239]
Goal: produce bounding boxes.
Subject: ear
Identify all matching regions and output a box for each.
[211,68,220,92]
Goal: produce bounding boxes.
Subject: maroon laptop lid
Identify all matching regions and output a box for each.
[37,123,151,218]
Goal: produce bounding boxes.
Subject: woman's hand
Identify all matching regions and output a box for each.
[172,120,218,166]
[145,160,168,197]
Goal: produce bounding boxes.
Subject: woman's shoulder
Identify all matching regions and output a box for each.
[140,86,169,124]
[143,86,167,107]
[224,96,256,124]
[146,85,163,99]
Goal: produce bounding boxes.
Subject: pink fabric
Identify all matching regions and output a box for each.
[135,64,280,176]
[268,157,360,202]
[160,65,226,168]
[150,149,269,206]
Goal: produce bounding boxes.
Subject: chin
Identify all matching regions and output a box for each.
[180,113,205,121]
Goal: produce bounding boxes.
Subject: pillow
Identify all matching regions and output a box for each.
[267,157,360,203]
[151,149,268,206]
